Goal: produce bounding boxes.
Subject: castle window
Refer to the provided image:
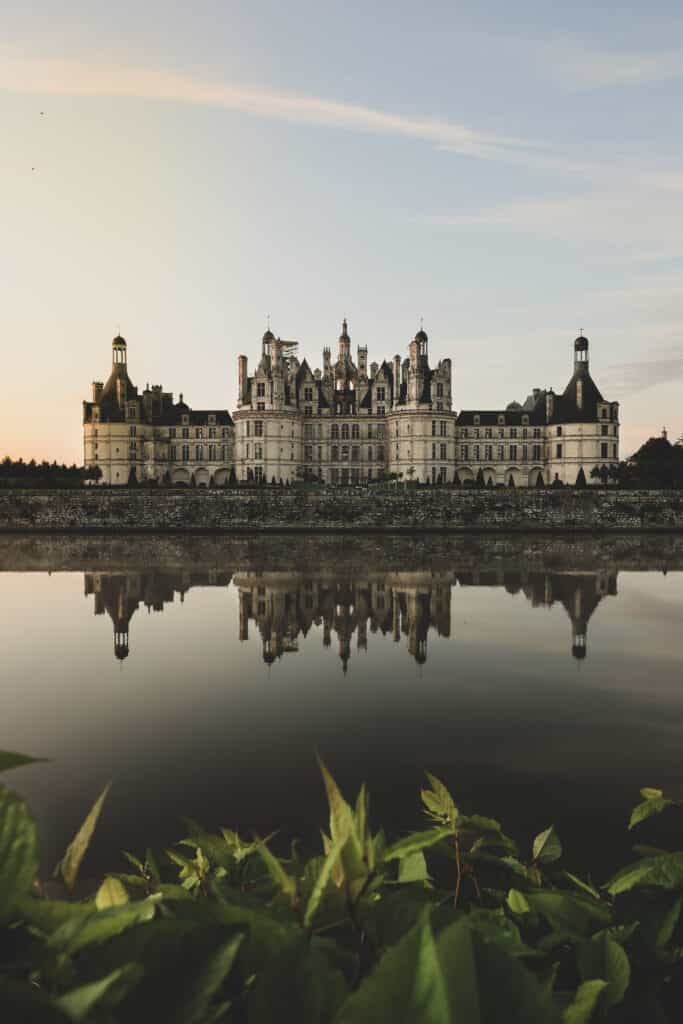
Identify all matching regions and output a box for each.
[254,421,263,437]
[182,445,190,461]
[376,387,385,402]
[613,444,617,458]
[351,446,359,461]
[601,407,607,418]
[182,427,189,439]
[474,445,480,461]
[432,443,436,460]
[341,445,349,460]
[601,443,608,459]
[376,425,385,439]
[304,445,312,461]
[378,406,385,416]
[127,405,136,419]
[209,427,216,438]
[196,428,203,439]
[318,446,322,461]
[522,445,528,462]
[256,382,265,398]
[352,423,359,439]
[613,426,617,436]
[196,445,203,460]
[556,444,563,458]
[498,445,504,460]
[304,386,313,402]
[432,421,436,436]
[437,383,444,397]
[440,443,447,460]
[436,402,443,411]
[367,424,373,439]
[129,425,136,437]
[377,446,385,462]
[305,406,312,417]
[461,445,468,460]
[342,423,349,440]
[169,427,176,439]
[254,466,264,482]
[461,428,468,438]
[533,444,541,461]
[209,444,216,460]
[556,426,562,437]
[257,402,265,411]
[182,415,189,426]
[510,427,517,438]
[367,468,372,481]
[222,445,228,460]
[440,421,446,436]
[129,440,137,451]
[304,424,312,440]
[474,415,480,426]
[601,424,608,436]
[533,427,540,439]
[498,427,504,437]
[332,445,339,461]
[510,444,517,461]
[498,415,504,425]
[368,446,373,462]
[209,415,216,425]
[522,415,529,425]
[485,445,493,460]
[331,468,339,483]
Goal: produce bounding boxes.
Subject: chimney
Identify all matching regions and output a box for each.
[358,346,368,377]
[238,355,248,403]
[92,381,103,403]
[393,355,401,400]
[370,361,379,378]
[323,347,332,379]
[546,391,554,421]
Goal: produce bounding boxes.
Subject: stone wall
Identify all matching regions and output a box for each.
[0,487,683,533]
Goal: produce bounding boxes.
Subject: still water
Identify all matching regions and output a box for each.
[2,533,683,876]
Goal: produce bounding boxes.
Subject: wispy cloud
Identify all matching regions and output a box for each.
[524,37,683,90]
[0,56,536,162]
[603,355,683,395]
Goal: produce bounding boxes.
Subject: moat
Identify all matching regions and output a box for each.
[3,533,683,875]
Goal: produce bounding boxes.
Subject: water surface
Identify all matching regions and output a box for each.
[2,533,683,876]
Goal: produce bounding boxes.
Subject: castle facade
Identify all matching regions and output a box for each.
[235,322,619,486]
[83,335,234,486]
[83,322,619,487]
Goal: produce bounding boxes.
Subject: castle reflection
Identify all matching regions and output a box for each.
[85,566,616,666]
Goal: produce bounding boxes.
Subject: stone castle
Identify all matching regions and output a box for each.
[84,322,619,487]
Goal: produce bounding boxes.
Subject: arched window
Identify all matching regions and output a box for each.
[341,423,349,440]
[351,423,359,439]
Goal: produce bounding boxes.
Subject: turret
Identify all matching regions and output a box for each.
[338,319,350,361]
[574,334,589,373]
[112,334,127,367]
[92,381,103,402]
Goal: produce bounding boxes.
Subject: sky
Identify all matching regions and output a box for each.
[2,0,683,462]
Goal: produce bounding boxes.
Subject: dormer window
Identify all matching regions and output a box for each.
[127,405,136,419]
[522,415,529,425]
[208,414,216,425]
[498,415,505,425]
[182,415,189,426]
[474,415,480,426]
[304,386,313,402]
[376,387,385,402]
[256,382,265,398]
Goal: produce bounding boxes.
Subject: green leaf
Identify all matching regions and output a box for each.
[256,838,297,901]
[166,932,244,1024]
[48,899,158,955]
[95,876,129,909]
[420,773,458,829]
[304,826,349,929]
[563,980,608,1024]
[15,895,91,932]
[578,932,630,1009]
[0,750,44,774]
[561,872,600,900]
[56,783,110,891]
[0,785,39,921]
[640,787,664,800]
[507,889,530,914]
[334,916,556,1023]
[247,932,347,1024]
[638,893,683,948]
[526,892,610,937]
[384,828,453,862]
[629,795,674,830]
[56,965,142,1021]
[533,825,562,865]
[606,852,683,895]
[398,852,430,883]
[317,757,366,889]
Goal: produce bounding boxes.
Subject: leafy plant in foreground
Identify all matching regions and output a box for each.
[1,755,683,1022]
